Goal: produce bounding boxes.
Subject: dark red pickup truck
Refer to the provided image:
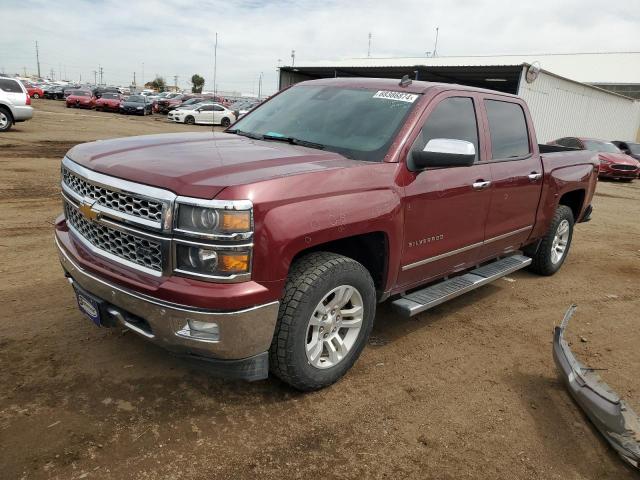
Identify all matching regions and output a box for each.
[55,78,597,390]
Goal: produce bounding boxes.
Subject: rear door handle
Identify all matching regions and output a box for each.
[472,180,491,190]
[528,172,543,181]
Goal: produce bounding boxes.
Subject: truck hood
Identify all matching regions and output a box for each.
[65,132,364,198]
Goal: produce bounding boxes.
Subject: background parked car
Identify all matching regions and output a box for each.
[167,103,233,126]
[0,76,33,132]
[549,136,640,181]
[95,92,123,112]
[44,85,64,99]
[229,99,261,119]
[62,85,81,100]
[24,83,44,99]
[120,94,153,115]
[612,140,640,162]
[66,90,97,109]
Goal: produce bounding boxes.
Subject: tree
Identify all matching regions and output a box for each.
[148,76,166,92]
[191,74,205,93]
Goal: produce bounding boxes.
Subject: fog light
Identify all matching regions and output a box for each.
[181,319,220,341]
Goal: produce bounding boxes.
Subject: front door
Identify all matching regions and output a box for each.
[397,93,493,289]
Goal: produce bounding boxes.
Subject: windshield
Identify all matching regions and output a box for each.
[626,143,640,154]
[71,91,90,97]
[583,140,620,153]
[232,85,419,161]
[127,95,145,102]
[102,93,119,99]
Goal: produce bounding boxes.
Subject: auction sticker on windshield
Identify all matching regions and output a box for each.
[373,91,419,103]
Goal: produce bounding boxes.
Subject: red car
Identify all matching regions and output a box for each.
[25,84,44,99]
[549,137,639,181]
[55,78,598,390]
[95,92,123,112]
[66,90,97,109]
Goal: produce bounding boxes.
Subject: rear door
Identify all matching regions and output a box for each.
[196,105,215,124]
[213,104,225,124]
[0,78,26,106]
[397,92,493,289]
[477,96,543,261]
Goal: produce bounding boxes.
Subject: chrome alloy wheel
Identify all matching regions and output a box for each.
[305,285,364,369]
[0,111,8,130]
[551,219,570,264]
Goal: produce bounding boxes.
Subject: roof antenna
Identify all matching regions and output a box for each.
[399,75,412,87]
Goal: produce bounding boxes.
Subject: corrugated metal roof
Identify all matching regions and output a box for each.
[296,52,640,85]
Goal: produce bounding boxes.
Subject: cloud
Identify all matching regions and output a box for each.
[0,0,638,94]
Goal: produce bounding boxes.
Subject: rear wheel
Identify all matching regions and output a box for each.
[185,116,195,125]
[270,252,376,391]
[527,205,574,276]
[220,117,231,128]
[0,107,13,132]
[32,93,40,99]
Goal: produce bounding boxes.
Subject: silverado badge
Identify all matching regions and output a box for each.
[79,200,100,222]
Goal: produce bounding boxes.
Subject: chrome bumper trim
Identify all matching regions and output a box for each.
[56,236,279,360]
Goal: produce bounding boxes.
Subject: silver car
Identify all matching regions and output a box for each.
[0,77,34,132]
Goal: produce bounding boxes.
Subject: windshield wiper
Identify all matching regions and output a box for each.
[226,129,263,139]
[262,133,325,150]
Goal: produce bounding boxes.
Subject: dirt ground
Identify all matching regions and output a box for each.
[1,99,639,480]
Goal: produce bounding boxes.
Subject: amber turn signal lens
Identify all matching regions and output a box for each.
[219,253,250,273]
[220,211,251,232]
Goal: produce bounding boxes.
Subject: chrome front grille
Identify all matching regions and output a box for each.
[64,201,163,272]
[611,164,638,171]
[62,166,164,223]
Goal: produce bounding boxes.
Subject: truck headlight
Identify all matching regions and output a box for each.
[176,204,251,236]
[176,244,250,276]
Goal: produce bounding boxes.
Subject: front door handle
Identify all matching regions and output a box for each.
[528,172,543,181]
[472,180,491,190]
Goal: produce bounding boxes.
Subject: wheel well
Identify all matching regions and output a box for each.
[558,189,585,221]
[291,232,388,292]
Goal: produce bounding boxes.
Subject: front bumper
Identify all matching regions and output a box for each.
[553,306,640,469]
[599,167,639,179]
[12,105,33,122]
[56,237,279,378]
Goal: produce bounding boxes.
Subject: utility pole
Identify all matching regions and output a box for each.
[258,72,263,100]
[367,32,372,57]
[276,59,282,91]
[291,49,296,67]
[93,70,97,85]
[35,41,41,78]
[23,66,27,77]
[433,27,439,57]
[133,71,136,89]
[50,68,55,81]
[99,66,103,85]
[212,32,218,133]
[173,75,178,91]
[142,62,145,87]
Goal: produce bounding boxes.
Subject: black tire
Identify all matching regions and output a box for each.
[0,107,13,132]
[527,205,574,276]
[220,117,231,128]
[185,116,195,125]
[32,93,40,99]
[270,252,376,391]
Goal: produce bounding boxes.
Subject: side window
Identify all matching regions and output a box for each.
[213,105,224,111]
[0,79,23,93]
[412,97,479,161]
[484,100,530,159]
[555,138,570,147]
[200,105,214,111]
[565,138,581,149]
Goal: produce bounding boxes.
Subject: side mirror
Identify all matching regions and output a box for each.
[409,139,476,171]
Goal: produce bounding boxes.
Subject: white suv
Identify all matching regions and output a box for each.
[0,77,34,132]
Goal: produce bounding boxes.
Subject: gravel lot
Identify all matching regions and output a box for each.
[1,100,639,480]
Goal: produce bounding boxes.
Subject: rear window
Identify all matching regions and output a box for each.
[0,78,23,93]
[485,100,530,159]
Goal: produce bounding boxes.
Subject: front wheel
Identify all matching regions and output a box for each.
[33,93,40,99]
[270,252,376,391]
[184,116,195,125]
[527,205,574,276]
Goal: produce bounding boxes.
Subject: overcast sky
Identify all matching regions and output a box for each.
[1,0,638,94]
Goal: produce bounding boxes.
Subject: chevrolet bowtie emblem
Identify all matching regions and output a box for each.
[79,200,100,221]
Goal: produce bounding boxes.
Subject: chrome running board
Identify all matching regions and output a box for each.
[392,255,532,317]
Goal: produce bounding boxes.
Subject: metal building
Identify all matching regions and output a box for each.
[278,52,640,142]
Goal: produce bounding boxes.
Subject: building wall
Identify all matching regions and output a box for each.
[518,69,640,143]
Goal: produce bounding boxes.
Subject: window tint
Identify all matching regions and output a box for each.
[0,78,23,93]
[199,105,214,111]
[485,100,530,159]
[565,138,581,148]
[412,97,478,161]
[213,105,224,111]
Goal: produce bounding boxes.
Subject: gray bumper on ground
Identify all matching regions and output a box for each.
[56,237,279,380]
[553,305,640,469]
